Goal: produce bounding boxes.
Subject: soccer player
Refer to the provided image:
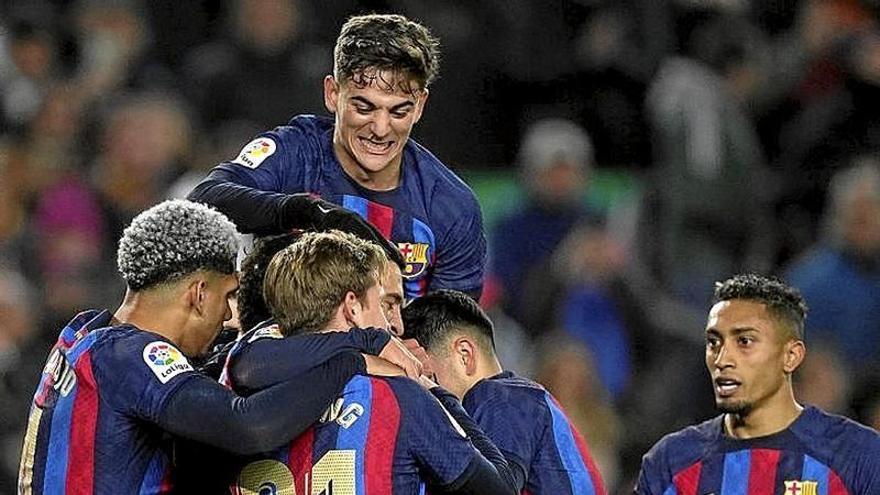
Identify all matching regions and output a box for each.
[402,289,607,494]
[636,274,880,494]
[17,200,417,494]
[188,13,486,299]
[225,231,516,494]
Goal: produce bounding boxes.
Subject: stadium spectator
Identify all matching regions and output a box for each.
[636,274,880,494]
[490,117,599,330]
[643,13,775,309]
[188,13,485,299]
[786,159,880,375]
[224,231,517,494]
[404,290,607,494]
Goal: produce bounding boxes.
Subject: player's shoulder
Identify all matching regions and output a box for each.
[797,406,880,451]
[465,371,548,410]
[643,415,722,470]
[405,139,478,205]
[248,114,328,154]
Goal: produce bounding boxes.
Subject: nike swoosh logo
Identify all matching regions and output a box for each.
[317,205,334,214]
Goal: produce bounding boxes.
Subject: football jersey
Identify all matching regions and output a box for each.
[207,114,486,298]
[18,310,197,494]
[636,406,880,495]
[462,371,606,495]
[224,327,479,494]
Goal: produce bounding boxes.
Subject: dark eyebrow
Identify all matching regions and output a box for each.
[706,326,760,336]
[350,96,376,108]
[390,101,415,112]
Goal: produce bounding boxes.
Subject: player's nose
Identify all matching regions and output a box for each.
[713,343,735,368]
[371,111,392,137]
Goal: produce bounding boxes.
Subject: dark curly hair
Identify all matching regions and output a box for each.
[237,233,301,332]
[333,14,440,93]
[713,274,808,340]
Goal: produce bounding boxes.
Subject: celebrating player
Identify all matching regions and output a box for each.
[402,290,607,494]
[225,231,516,494]
[188,13,486,299]
[17,200,414,494]
[636,274,880,494]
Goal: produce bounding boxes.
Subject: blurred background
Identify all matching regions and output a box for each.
[2,0,880,492]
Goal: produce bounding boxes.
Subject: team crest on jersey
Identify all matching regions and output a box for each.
[784,480,818,495]
[397,242,429,278]
[143,341,193,384]
[232,137,276,169]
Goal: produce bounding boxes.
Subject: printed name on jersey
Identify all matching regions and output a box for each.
[397,242,430,278]
[142,341,193,384]
[784,480,818,495]
[320,397,365,429]
[246,324,284,343]
[232,137,277,169]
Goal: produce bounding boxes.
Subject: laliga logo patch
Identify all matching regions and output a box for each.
[143,341,193,384]
[397,242,430,279]
[232,137,276,169]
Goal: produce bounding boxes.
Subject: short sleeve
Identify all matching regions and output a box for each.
[394,379,477,485]
[93,332,198,423]
[430,191,486,295]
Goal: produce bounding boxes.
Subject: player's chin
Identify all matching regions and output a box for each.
[716,398,752,415]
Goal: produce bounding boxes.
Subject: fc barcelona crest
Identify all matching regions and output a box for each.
[397,242,429,278]
[784,480,818,495]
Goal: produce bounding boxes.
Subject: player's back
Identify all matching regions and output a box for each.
[232,374,477,495]
[19,310,193,494]
[636,406,880,495]
[462,371,606,495]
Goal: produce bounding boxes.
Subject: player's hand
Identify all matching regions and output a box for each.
[378,336,422,379]
[362,354,406,377]
[281,193,405,269]
[402,338,434,376]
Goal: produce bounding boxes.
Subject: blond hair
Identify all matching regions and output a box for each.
[264,230,387,334]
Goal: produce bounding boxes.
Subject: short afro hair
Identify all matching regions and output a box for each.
[713,274,808,339]
[117,200,239,290]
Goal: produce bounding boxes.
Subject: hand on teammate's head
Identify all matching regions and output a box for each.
[378,335,423,379]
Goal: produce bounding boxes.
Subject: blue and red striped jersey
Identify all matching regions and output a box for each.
[224,327,480,494]
[462,371,606,495]
[210,114,486,298]
[636,406,880,495]
[18,310,198,494]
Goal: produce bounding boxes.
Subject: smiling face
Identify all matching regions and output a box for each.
[705,299,801,416]
[324,71,427,189]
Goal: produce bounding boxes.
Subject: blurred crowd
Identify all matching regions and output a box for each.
[2,0,880,492]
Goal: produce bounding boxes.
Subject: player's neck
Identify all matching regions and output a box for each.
[465,355,504,397]
[333,139,401,191]
[114,289,188,349]
[724,385,803,439]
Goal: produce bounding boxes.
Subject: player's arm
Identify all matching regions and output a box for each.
[230,328,420,392]
[156,353,363,455]
[634,443,669,495]
[430,193,487,300]
[430,386,524,494]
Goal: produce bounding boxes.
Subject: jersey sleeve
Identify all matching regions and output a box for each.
[430,191,487,297]
[394,379,478,486]
[635,440,671,495]
[228,328,384,393]
[187,120,319,235]
[93,333,199,423]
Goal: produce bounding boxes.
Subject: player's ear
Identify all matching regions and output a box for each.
[454,337,477,376]
[342,291,362,327]
[783,339,806,375]
[324,75,340,114]
[413,87,429,125]
[187,278,208,317]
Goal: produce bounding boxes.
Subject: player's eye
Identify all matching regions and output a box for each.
[738,336,754,346]
[706,336,721,348]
